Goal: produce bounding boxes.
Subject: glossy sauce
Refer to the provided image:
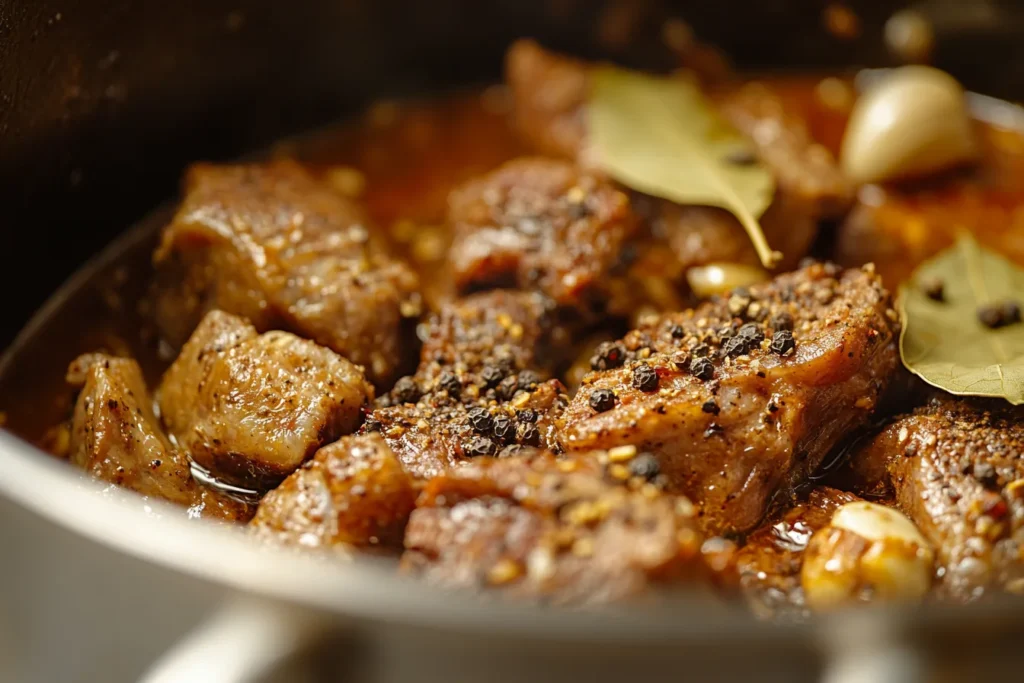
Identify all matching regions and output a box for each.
[4,76,1024,449]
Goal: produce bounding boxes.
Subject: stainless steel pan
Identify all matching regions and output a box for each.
[4,1,1024,681]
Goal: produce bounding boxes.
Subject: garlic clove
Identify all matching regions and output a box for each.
[841,66,979,185]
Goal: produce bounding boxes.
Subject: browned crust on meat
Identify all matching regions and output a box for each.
[563,263,898,534]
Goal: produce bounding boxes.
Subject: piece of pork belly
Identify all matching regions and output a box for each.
[150,160,420,387]
[504,40,849,273]
[447,157,639,309]
[66,354,252,522]
[159,310,373,490]
[249,433,415,550]
[735,487,859,620]
[401,450,705,605]
[563,263,899,534]
[854,397,1024,602]
[367,290,571,479]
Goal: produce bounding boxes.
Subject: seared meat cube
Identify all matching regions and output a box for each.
[151,161,420,387]
[563,263,899,534]
[249,433,415,550]
[853,397,1024,602]
[369,380,567,480]
[367,290,573,479]
[735,487,859,620]
[505,40,847,273]
[401,450,706,605]
[66,354,252,522]
[447,158,639,308]
[159,310,373,490]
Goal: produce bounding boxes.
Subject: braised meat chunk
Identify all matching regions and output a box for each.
[735,487,859,620]
[249,433,415,550]
[151,160,420,387]
[368,290,571,479]
[563,263,899,534]
[448,158,639,308]
[402,450,706,605]
[159,310,373,490]
[505,40,846,273]
[66,354,252,522]
[854,397,1024,602]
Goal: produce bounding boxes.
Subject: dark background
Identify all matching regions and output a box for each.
[2,0,1023,347]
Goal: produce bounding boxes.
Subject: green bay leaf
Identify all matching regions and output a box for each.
[899,236,1024,404]
[589,66,778,268]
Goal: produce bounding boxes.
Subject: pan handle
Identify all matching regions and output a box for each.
[139,596,329,683]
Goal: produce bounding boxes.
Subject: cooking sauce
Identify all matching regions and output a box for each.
[4,74,1024,453]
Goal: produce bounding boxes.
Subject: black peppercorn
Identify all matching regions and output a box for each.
[468,407,494,434]
[517,370,540,389]
[669,324,686,339]
[590,341,626,371]
[392,376,421,404]
[517,422,541,446]
[480,365,505,388]
[690,356,715,381]
[692,343,711,358]
[497,375,519,401]
[770,330,796,356]
[492,415,516,444]
[737,322,764,344]
[631,363,659,392]
[701,400,720,415]
[671,352,691,371]
[722,336,751,358]
[437,370,461,397]
[629,453,660,481]
[517,408,538,424]
[465,436,496,457]
[769,311,794,332]
[589,388,617,412]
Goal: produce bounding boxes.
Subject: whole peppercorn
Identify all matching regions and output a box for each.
[722,336,751,358]
[517,408,538,424]
[632,363,659,392]
[702,399,720,415]
[517,422,541,446]
[497,375,519,401]
[468,407,494,434]
[480,365,505,388]
[517,370,540,389]
[492,415,516,444]
[769,311,794,332]
[465,436,496,458]
[770,330,796,356]
[690,356,715,381]
[669,324,686,339]
[692,343,711,358]
[392,376,421,404]
[590,341,626,371]
[437,370,461,397]
[589,388,617,413]
[629,453,660,481]
[737,322,765,344]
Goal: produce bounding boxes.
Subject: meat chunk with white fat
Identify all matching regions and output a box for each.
[66,354,252,522]
[249,433,416,550]
[853,397,1024,602]
[151,160,420,387]
[401,450,706,605]
[159,310,373,490]
[367,290,571,479]
[563,263,899,534]
[448,157,639,309]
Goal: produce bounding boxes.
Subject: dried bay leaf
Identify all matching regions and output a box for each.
[899,236,1024,404]
[589,66,779,268]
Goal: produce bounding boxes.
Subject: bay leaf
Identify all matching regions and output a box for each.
[588,66,779,268]
[899,235,1024,404]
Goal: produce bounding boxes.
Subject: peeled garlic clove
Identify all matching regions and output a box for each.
[801,501,934,611]
[686,262,769,299]
[841,66,979,185]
